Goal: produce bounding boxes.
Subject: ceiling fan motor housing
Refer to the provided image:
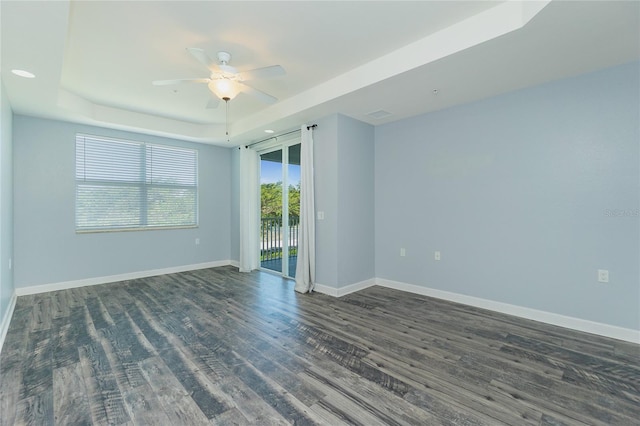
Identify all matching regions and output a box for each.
[217,51,232,64]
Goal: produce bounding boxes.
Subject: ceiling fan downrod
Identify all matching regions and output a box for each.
[223,96,230,141]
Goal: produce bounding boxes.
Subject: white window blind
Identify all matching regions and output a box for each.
[76,134,198,232]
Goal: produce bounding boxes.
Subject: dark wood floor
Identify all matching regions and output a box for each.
[1,266,638,425]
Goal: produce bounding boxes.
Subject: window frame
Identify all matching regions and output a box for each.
[75,133,199,233]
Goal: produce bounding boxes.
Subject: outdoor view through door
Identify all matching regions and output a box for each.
[260,143,301,277]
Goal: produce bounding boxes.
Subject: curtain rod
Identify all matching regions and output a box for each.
[243,124,317,149]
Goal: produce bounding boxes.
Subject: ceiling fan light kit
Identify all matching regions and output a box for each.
[208,79,240,100]
[153,48,285,106]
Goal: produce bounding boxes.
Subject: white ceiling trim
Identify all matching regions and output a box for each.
[232,0,551,141]
[57,88,225,142]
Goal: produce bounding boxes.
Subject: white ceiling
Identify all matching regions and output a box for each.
[1,1,638,147]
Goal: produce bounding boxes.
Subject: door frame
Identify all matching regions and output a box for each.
[256,133,301,277]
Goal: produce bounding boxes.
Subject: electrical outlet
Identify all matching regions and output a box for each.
[435,251,441,261]
[598,269,609,283]
[8,258,11,270]
[195,238,200,245]
[400,248,406,257]
[317,211,325,220]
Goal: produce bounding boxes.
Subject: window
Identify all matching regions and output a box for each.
[75,134,198,232]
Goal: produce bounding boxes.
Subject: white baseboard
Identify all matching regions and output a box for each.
[0,291,17,355]
[229,260,240,269]
[15,260,233,296]
[312,283,338,297]
[313,278,376,298]
[376,278,640,344]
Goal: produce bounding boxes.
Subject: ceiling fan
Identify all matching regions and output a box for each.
[153,48,285,108]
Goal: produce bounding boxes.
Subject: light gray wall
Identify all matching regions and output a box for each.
[0,79,14,320]
[230,147,240,263]
[336,115,375,287]
[311,114,375,288]
[313,115,339,287]
[13,116,232,288]
[375,61,640,330]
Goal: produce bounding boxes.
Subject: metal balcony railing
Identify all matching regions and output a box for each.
[261,216,299,262]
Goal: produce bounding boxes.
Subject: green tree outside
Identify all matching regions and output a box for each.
[261,182,300,218]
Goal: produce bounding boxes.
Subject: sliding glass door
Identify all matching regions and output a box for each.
[259,142,300,277]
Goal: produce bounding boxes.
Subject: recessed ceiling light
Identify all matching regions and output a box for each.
[264,129,274,134]
[11,69,35,78]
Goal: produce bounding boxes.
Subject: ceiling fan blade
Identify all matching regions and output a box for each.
[206,96,220,109]
[239,82,277,104]
[186,47,218,71]
[152,78,209,86]
[239,65,285,81]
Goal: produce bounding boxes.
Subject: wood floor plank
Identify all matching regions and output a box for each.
[0,368,22,426]
[13,389,54,426]
[51,306,93,370]
[50,291,70,320]
[299,369,393,426]
[209,407,253,426]
[1,265,639,425]
[487,380,616,426]
[138,356,212,425]
[362,349,543,425]
[215,375,292,424]
[52,363,92,426]
[85,297,113,331]
[20,330,53,402]
[123,301,230,419]
[29,296,52,333]
[78,340,130,425]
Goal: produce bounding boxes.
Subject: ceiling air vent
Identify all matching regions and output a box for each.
[366,109,392,119]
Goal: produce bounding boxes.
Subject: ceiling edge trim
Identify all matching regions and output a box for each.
[232,0,551,138]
